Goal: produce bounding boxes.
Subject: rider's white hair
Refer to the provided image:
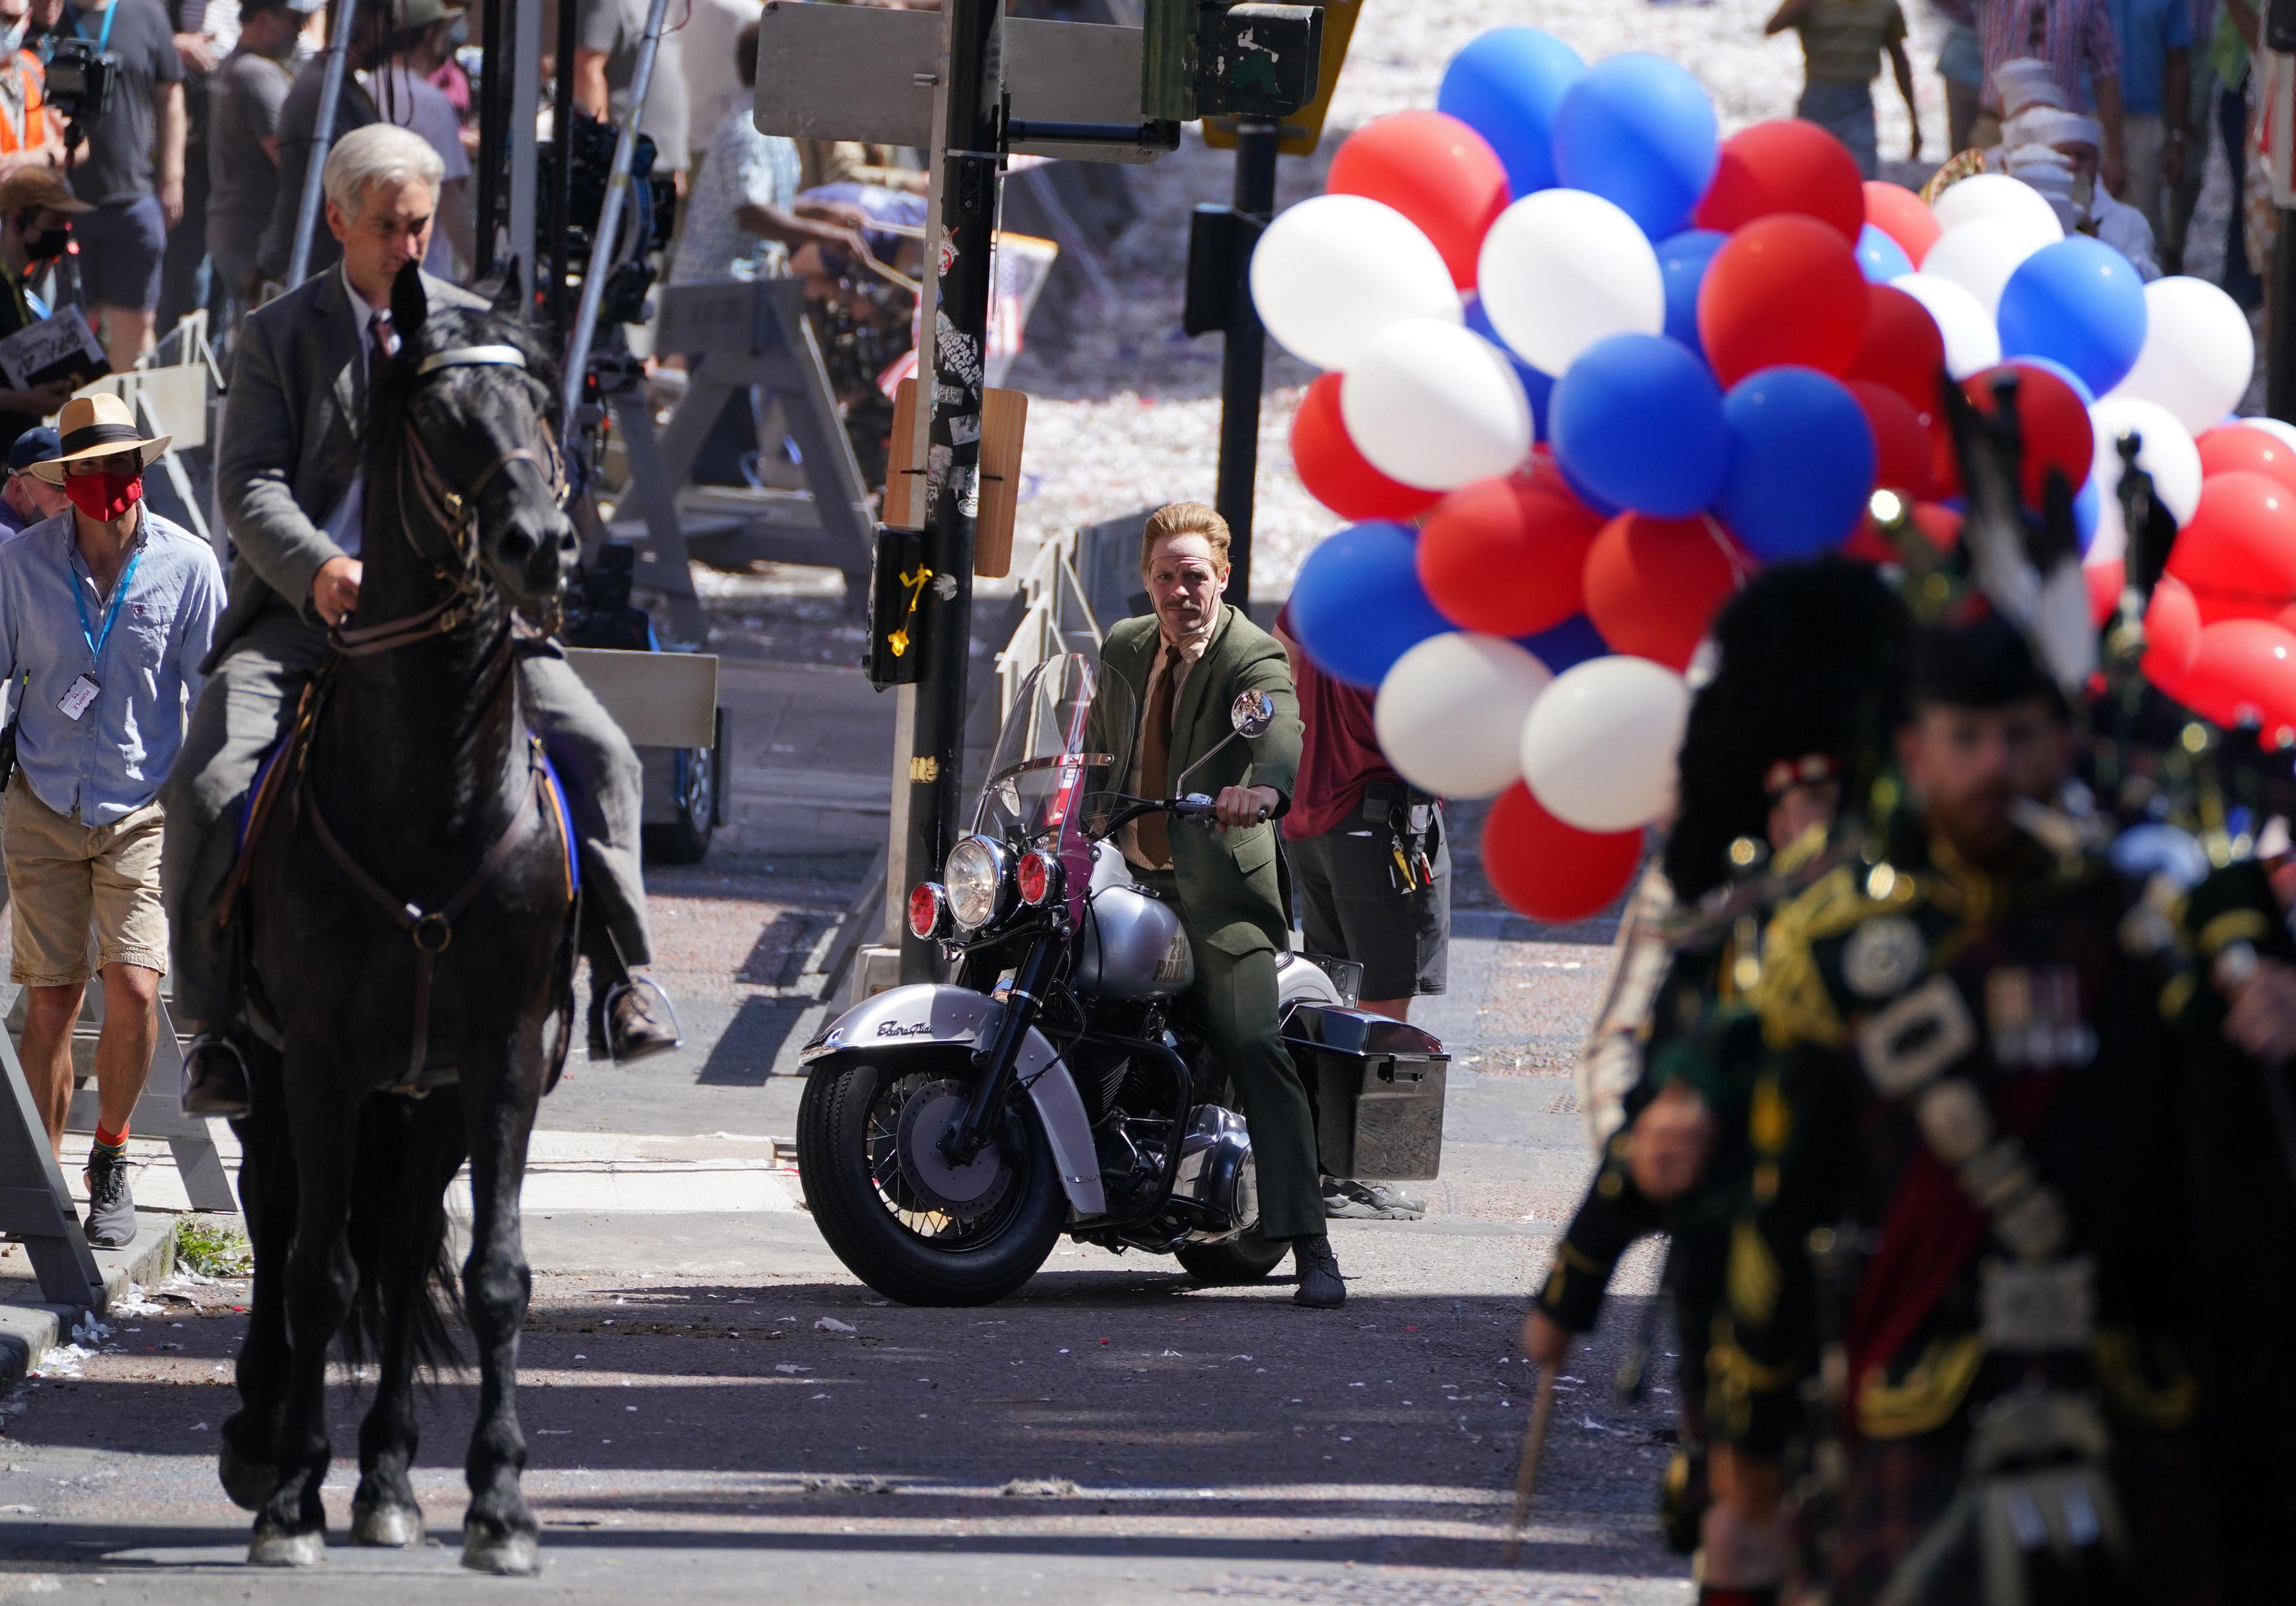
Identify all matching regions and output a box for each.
[322,124,445,220]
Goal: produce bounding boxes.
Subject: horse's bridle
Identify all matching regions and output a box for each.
[328,343,568,660]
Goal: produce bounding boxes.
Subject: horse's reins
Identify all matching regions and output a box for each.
[300,340,578,1089]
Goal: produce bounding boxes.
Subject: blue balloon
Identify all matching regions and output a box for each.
[2073,474,2100,555]
[1856,224,1914,284]
[1995,236,2150,397]
[1655,229,1726,354]
[1551,334,1727,518]
[1715,367,1878,561]
[1550,54,1720,238]
[1466,292,1554,440]
[1516,613,1610,674]
[1288,523,1454,690]
[1437,27,1586,197]
[1555,456,1625,518]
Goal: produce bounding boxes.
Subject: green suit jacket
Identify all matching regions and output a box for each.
[1097,604,1303,958]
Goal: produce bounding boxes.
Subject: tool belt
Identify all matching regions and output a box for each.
[1360,778,1440,894]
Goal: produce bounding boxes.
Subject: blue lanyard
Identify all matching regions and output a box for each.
[72,544,142,665]
[74,3,117,52]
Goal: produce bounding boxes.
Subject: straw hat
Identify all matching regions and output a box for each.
[29,393,170,485]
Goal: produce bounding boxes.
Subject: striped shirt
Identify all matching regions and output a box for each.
[1981,0,2124,111]
[1798,0,1910,85]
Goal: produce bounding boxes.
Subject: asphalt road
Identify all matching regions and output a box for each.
[0,874,1693,1603]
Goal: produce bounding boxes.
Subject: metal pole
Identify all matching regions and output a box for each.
[474,0,502,280]
[2271,210,2296,423]
[557,0,673,431]
[1213,116,1278,613]
[285,0,361,287]
[505,0,543,311]
[547,0,582,332]
[898,0,1003,983]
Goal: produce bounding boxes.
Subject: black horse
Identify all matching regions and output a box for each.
[218,264,581,1574]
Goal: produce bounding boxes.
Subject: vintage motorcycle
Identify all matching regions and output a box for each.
[796,653,1448,1306]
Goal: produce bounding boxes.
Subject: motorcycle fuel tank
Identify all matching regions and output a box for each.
[1075,882,1193,999]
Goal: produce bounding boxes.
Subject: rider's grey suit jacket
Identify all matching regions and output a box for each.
[211,265,486,664]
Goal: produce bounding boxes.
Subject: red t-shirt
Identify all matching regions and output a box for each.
[1277,603,1400,841]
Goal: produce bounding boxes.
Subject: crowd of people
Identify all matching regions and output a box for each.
[1776,0,2267,298]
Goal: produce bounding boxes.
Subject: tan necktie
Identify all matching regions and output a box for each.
[1135,643,1181,868]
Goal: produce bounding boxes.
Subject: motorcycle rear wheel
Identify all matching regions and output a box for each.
[1174,1228,1289,1285]
[798,1052,1067,1306]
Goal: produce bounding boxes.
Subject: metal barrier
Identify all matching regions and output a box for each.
[993,528,1103,716]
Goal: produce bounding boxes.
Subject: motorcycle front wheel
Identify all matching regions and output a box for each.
[797,1052,1067,1306]
[1174,1228,1289,1284]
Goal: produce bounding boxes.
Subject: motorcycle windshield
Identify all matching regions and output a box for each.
[974,654,1132,846]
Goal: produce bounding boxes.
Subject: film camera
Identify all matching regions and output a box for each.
[541,112,677,328]
[42,36,117,149]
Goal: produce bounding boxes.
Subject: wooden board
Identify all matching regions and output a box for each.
[886,380,1028,581]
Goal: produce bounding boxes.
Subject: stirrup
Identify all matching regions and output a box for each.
[601,974,683,1063]
[182,1033,254,1119]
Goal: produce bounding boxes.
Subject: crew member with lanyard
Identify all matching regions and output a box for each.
[0,167,93,456]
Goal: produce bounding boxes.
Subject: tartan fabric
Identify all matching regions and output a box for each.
[1830,1423,2219,1603]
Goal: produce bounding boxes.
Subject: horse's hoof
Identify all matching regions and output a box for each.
[351,1501,424,1547]
[218,1443,276,1513]
[248,1528,326,1567]
[460,1523,541,1576]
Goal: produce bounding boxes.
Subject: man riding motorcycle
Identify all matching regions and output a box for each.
[1094,501,1342,1308]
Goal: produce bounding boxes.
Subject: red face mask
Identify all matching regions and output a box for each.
[63,470,142,522]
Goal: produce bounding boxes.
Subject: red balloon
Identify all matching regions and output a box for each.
[2177,619,2296,743]
[2144,575,2203,691]
[1849,285,1949,412]
[1861,179,1941,267]
[1843,499,1961,564]
[1848,379,1934,500]
[1696,215,1868,386]
[1292,372,1444,521]
[1482,781,1644,923]
[2165,471,2296,625]
[1418,461,1603,637]
[1327,110,1510,289]
[1934,363,2095,507]
[2197,423,2296,498]
[1581,511,1743,671]
[1693,120,1866,242]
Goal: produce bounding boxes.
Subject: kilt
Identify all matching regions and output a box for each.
[1831,1421,2219,1604]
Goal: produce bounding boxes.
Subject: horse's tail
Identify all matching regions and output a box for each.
[339,1094,465,1377]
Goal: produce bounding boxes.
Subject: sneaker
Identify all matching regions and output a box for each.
[1293,1235,1345,1308]
[82,1146,137,1249]
[1322,1177,1426,1220]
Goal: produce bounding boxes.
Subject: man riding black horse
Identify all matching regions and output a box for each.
[165,121,679,1116]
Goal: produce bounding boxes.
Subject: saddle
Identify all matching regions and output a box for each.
[219,660,582,1094]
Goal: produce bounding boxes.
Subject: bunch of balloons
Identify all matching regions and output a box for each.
[1269,25,2268,923]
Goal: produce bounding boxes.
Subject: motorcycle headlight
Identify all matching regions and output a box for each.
[944,836,1011,932]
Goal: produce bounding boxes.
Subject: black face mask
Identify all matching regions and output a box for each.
[16,215,65,262]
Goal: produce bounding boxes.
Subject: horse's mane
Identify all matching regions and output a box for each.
[363,297,561,490]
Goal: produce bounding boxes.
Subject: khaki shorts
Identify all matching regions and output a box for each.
[4,775,169,986]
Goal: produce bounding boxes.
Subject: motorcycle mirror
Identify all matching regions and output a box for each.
[1230,690,1276,738]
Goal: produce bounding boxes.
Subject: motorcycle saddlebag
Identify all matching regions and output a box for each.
[1280,1005,1448,1182]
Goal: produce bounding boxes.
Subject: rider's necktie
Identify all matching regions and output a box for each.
[1135,642,1182,869]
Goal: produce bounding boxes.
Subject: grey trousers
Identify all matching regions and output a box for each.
[159,608,654,1031]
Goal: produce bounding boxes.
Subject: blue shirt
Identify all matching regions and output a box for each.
[2108,0,2193,116]
[0,508,224,824]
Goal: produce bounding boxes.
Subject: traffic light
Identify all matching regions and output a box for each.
[1141,1,1325,123]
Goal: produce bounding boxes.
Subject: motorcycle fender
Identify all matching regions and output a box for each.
[801,984,1108,1217]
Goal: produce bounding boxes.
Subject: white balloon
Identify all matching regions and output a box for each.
[1891,272,2002,378]
[1376,634,1554,799]
[2086,396,2201,568]
[1518,655,1688,832]
[1475,189,1665,376]
[2108,276,2257,433]
[1250,194,1461,370]
[1928,173,2065,248]
[1340,321,1534,490]
[1920,217,2051,313]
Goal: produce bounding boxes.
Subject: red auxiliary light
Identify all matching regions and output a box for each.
[907,882,949,940]
[1016,850,1062,907]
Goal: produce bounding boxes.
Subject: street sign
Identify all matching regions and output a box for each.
[1140,1,1324,123]
[1202,0,1360,156]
